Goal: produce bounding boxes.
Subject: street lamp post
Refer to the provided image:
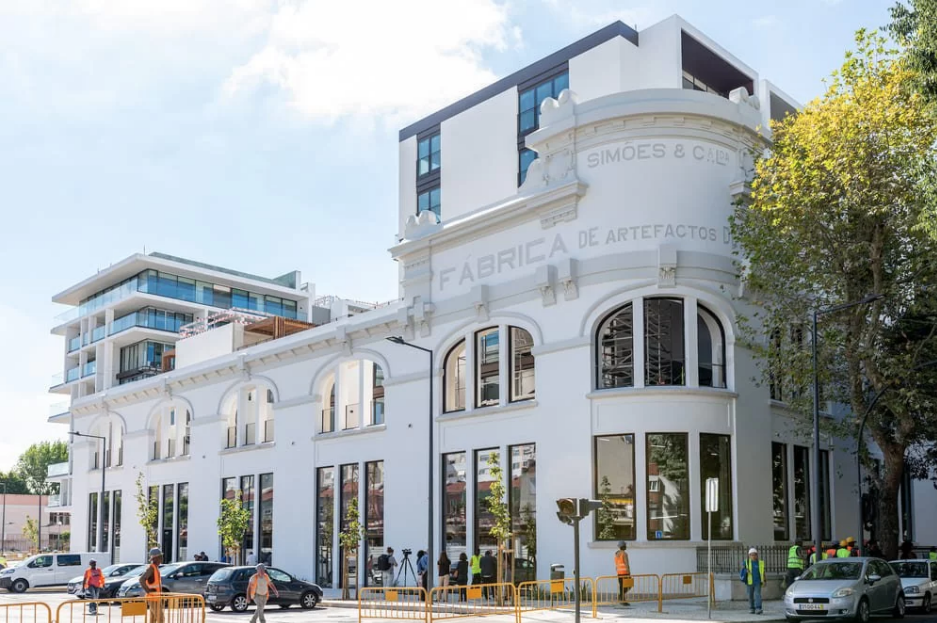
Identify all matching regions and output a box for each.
[0,482,6,557]
[386,336,434,592]
[811,294,882,561]
[69,431,107,554]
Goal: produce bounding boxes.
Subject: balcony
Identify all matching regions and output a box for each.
[68,336,80,352]
[66,367,80,383]
[263,419,274,443]
[47,461,70,478]
[54,278,140,325]
[320,408,334,434]
[82,360,97,378]
[110,309,191,336]
[49,402,69,418]
[91,326,106,343]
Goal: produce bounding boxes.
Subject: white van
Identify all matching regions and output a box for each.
[0,553,112,593]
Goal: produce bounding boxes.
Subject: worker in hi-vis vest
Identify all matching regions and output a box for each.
[786,543,805,586]
[741,548,765,615]
[615,542,631,605]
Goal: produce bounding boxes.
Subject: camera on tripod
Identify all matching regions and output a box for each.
[402,549,413,556]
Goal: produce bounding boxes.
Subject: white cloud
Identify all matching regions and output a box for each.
[539,1,666,33]
[223,0,518,124]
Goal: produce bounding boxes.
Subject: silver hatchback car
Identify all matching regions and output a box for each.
[784,558,905,622]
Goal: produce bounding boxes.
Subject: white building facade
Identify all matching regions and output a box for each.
[52,16,900,588]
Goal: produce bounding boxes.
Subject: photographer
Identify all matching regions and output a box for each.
[377,547,398,587]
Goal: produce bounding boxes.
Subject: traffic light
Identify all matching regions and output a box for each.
[556,498,602,523]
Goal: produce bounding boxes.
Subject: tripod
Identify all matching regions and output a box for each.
[395,551,419,587]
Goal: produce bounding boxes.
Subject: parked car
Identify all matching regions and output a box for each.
[0,553,112,593]
[890,560,937,612]
[205,566,322,612]
[67,563,145,598]
[118,562,228,598]
[784,558,905,622]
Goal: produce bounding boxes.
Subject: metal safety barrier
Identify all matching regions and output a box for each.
[428,583,517,623]
[55,594,205,623]
[358,587,429,620]
[0,602,53,623]
[516,577,594,616]
[658,573,713,611]
[592,574,661,614]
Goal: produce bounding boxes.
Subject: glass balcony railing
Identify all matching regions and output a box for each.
[111,309,191,336]
[54,278,139,325]
[50,372,64,387]
[46,461,70,478]
[226,426,236,449]
[65,367,80,383]
[320,408,334,434]
[49,402,69,417]
[92,326,106,343]
[68,336,80,352]
[263,419,274,443]
[82,361,97,378]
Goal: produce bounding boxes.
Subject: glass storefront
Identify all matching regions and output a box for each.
[509,444,536,563]
[317,467,335,587]
[365,461,384,586]
[772,443,789,541]
[241,476,255,565]
[162,484,174,563]
[177,483,189,562]
[260,473,273,565]
[699,434,733,540]
[443,452,467,559]
[339,465,358,589]
[646,433,689,540]
[474,449,499,551]
[793,445,811,540]
[594,435,636,541]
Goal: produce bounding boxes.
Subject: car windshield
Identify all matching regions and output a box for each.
[892,562,928,578]
[209,569,232,582]
[101,565,124,575]
[120,565,149,577]
[159,564,181,576]
[800,562,863,581]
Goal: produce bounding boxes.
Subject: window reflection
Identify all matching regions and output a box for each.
[444,341,466,413]
[443,453,467,560]
[509,444,536,562]
[316,468,334,587]
[772,443,789,541]
[646,433,689,540]
[699,434,733,540]
[475,449,499,551]
[594,435,635,541]
[509,328,535,402]
[697,307,726,388]
[793,445,811,540]
[476,329,500,407]
[597,304,634,389]
[645,299,685,386]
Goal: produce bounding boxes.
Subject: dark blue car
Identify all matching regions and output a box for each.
[205,566,322,612]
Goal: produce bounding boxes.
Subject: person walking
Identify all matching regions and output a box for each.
[377,548,397,587]
[456,553,469,602]
[786,543,804,587]
[437,552,451,600]
[470,547,482,585]
[614,542,631,605]
[248,563,279,623]
[141,548,164,623]
[867,541,884,559]
[83,559,105,615]
[480,550,496,598]
[741,548,765,615]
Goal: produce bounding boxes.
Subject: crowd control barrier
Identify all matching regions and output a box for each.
[358,587,429,620]
[428,583,517,623]
[516,578,593,615]
[0,602,53,623]
[592,574,660,614]
[54,594,205,623]
[658,573,713,611]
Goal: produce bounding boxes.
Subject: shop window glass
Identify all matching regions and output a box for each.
[699,434,733,540]
[645,299,685,386]
[597,304,634,389]
[444,341,466,413]
[443,452,467,560]
[594,435,636,541]
[646,433,689,540]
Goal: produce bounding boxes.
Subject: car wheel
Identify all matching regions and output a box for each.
[209,604,225,612]
[11,579,28,594]
[924,593,932,614]
[231,594,250,613]
[894,593,906,619]
[300,591,319,610]
[855,597,870,623]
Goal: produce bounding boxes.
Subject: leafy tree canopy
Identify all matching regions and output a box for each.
[15,441,68,495]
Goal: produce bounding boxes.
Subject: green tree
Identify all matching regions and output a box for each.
[485,453,511,587]
[338,497,363,600]
[731,30,937,559]
[597,476,618,540]
[520,504,537,565]
[217,491,251,565]
[0,471,30,494]
[15,441,68,495]
[134,473,159,551]
[890,0,937,104]
[22,516,38,551]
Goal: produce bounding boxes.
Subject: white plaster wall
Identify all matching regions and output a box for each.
[440,88,518,221]
[569,38,624,102]
[175,324,239,369]
[634,18,682,90]
[398,137,417,236]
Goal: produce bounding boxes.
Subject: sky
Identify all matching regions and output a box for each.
[0,0,895,470]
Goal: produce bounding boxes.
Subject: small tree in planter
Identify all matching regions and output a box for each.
[339,497,364,600]
[134,472,159,554]
[218,491,251,565]
[485,453,512,603]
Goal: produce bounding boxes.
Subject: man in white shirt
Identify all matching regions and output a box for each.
[246,550,257,566]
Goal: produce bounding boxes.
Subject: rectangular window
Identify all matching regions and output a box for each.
[148,485,159,552]
[113,491,122,562]
[509,327,535,402]
[646,433,689,540]
[772,443,789,541]
[260,473,273,566]
[699,434,733,540]
[316,467,335,587]
[443,452,467,560]
[339,465,358,589]
[474,449,500,551]
[101,492,110,553]
[509,444,536,563]
[517,70,569,185]
[162,484,174,563]
[793,445,811,540]
[241,475,255,564]
[819,450,832,541]
[372,365,385,426]
[644,298,686,386]
[177,483,189,562]
[476,328,500,407]
[365,461,384,586]
[418,133,441,177]
[88,492,98,551]
[595,435,636,541]
[417,187,441,218]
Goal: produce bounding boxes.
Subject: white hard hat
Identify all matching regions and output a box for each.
[748,548,758,555]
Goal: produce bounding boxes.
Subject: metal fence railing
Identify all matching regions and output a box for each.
[696,545,791,574]
[0,602,53,623]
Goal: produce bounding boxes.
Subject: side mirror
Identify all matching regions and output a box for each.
[794,576,802,582]
[868,574,882,584]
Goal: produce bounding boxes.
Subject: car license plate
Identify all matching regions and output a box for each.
[799,604,826,611]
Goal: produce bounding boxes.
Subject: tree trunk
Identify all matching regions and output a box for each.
[342,552,349,600]
[876,448,905,561]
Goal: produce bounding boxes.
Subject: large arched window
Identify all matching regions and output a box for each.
[475,328,500,407]
[509,327,535,402]
[224,396,238,448]
[597,303,634,389]
[317,358,384,434]
[91,419,124,469]
[321,374,336,433]
[152,414,163,460]
[443,340,466,413]
[697,306,726,389]
[645,298,685,386]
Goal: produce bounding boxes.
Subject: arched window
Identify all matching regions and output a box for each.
[152,414,163,460]
[260,389,275,443]
[509,327,535,402]
[697,306,726,389]
[224,397,238,449]
[645,298,685,386]
[596,303,634,389]
[475,328,500,407]
[321,374,336,433]
[443,340,466,413]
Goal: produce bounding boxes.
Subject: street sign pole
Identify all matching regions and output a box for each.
[705,478,719,620]
[573,517,581,623]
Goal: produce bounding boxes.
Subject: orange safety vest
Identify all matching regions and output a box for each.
[615,550,631,576]
[84,568,104,588]
[144,563,162,594]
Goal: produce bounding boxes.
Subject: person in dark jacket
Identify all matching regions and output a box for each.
[456,553,469,602]
[437,552,451,601]
[480,550,497,598]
